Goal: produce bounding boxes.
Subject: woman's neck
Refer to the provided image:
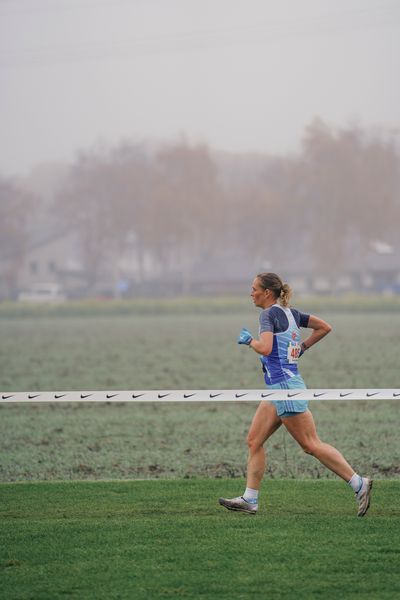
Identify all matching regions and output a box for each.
[261,298,277,310]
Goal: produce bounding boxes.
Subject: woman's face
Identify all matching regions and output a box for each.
[251,277,271,308]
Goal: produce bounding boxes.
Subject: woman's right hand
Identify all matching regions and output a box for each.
[237,328,253,345]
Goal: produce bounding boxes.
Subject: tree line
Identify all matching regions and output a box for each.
[1,119,399,297]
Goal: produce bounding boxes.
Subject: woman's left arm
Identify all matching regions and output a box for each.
[301,315,332,351]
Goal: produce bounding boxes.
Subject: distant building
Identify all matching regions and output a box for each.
[0,229,85,300]
[1,228,400,300]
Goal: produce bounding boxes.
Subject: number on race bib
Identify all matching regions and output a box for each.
[287,342,301,364]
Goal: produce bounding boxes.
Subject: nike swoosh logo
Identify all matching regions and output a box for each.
[393,393,400,397]
[158,393,170,399]
[80,394,92,399]
[2,394,14,399]
[209,393,222,398]
[366,392,378,397]
[287,392,301,398]
[313,393,326,397]
[340,393,352,397]
[54,394,66,399]
[132,393,144,398]
[261,392,274,398]
[106,394,118,399]
[28,394,40,399]
[235,393,247,398]
[184,393,196,398]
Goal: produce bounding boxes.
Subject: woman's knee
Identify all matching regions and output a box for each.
[300,439,321,456]
[246,433,264,452]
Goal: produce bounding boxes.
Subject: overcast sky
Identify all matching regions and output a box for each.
[0,0,399,177]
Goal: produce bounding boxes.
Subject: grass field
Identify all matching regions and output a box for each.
[0,311,399,481]
[1,294,400,319]
[1,479,400,600]
[1,303,400,599]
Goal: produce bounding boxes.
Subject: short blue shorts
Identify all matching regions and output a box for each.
[267,374,308,418]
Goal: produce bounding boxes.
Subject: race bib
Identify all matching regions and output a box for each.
[287,342,301,364]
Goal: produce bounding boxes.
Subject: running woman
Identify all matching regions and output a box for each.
[219,272,372,517]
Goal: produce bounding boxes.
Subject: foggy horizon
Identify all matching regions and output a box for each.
[1,0,400,178]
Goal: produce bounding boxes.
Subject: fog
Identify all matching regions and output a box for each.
[1,0,399,175]
[0,0,399,299]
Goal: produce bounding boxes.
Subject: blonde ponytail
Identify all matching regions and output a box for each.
[279,283,292,307]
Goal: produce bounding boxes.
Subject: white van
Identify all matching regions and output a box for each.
[18,283,67,302]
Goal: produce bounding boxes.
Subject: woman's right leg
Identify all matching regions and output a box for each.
[246,401,282,489]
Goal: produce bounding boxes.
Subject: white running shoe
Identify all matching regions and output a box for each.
[218,496,258,514]
[356,478,373,517]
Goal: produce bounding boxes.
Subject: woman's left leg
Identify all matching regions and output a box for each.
[282,410,355,481]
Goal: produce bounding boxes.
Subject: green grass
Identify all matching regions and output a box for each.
[1,400,399,482]
[0,312,399,481]
[1,479,399,600]
[1,312,399,391]
[1,293,400,319]
[1,307,399,598]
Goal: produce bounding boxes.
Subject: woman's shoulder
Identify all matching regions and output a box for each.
[259,305,288,332]
[289,307,310,327]
[259,304,281,321]
[259,305,309,330]
[260,304,281,315]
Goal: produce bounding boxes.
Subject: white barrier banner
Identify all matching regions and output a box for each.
[1,389,400,402]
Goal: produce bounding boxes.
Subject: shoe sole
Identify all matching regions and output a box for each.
[218,498,257,514]
[357,479,373,517]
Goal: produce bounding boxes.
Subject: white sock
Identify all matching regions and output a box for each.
[348,473,363,494]
[243,487,259,504]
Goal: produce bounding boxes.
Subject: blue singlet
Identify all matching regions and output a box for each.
[259,304,309,418]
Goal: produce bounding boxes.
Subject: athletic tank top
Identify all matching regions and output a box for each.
[259,304,304,385]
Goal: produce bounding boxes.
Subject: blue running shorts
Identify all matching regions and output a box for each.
[267,374,308,418]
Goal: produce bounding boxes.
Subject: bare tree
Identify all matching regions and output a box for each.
[55,143,152,293]
[301,120,400,283]
[151,141,224,292]
[0,178,34,298]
